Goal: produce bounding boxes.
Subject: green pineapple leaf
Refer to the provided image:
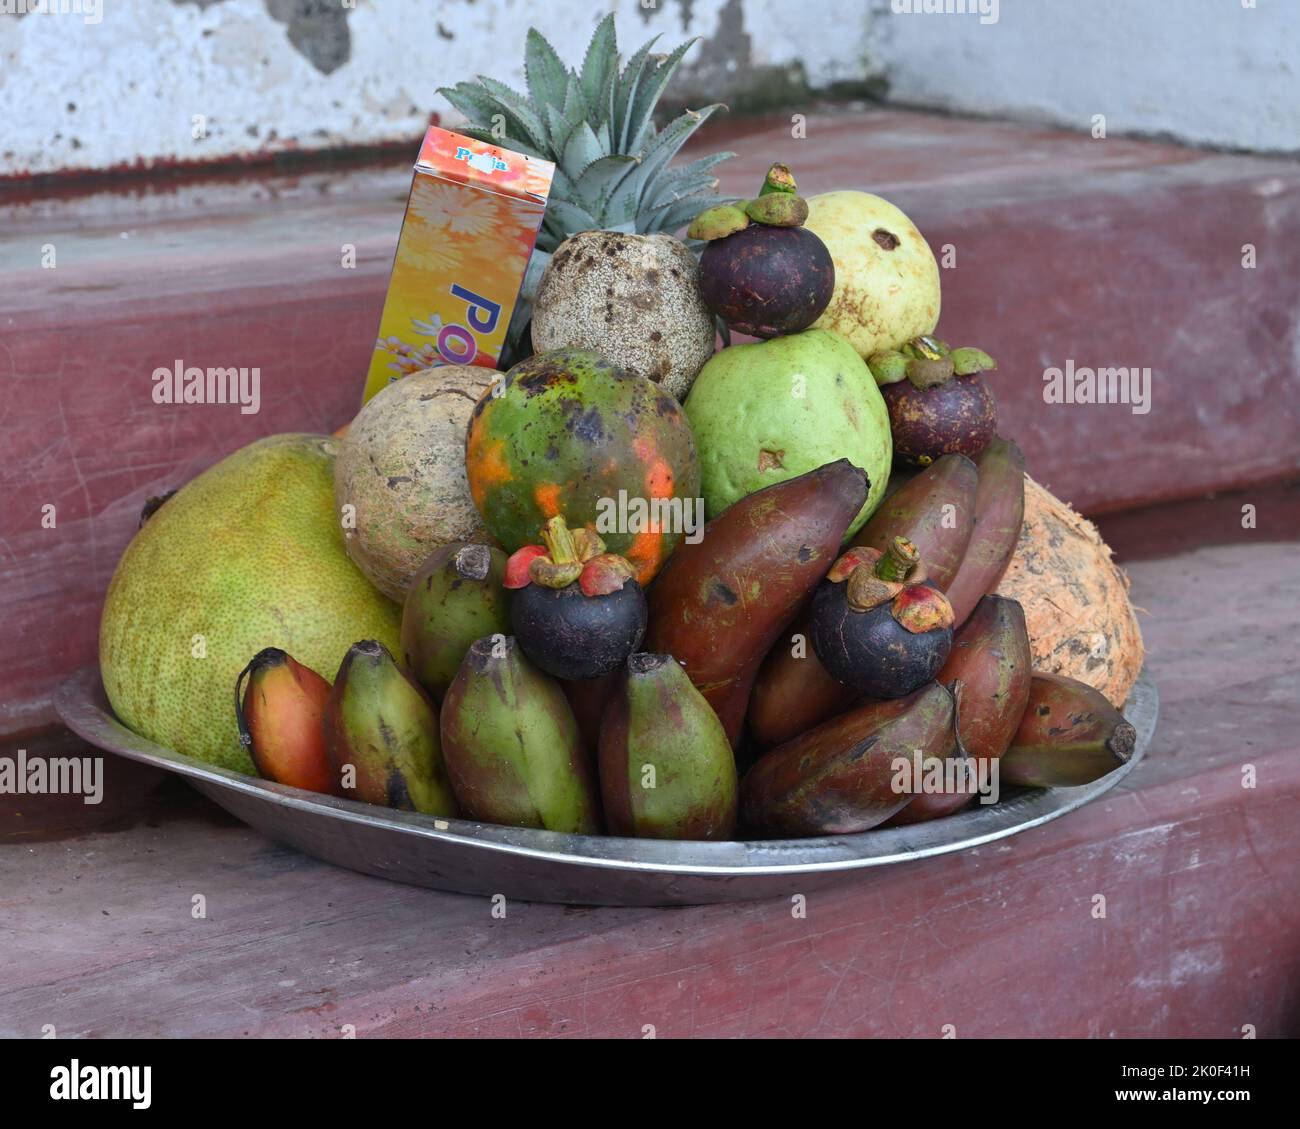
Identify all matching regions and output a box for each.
[438,82,510,132]
[626,39,697,154]
[614,36,660,153]
[646,151,735,208]
[605,104,724,224]
[557,73,591,146]
[544,104,572,156]
[572,154,640,220]
[560,120,605,178]
[544,198,601,236]
[473,75,550,152]
[524,28,570,120]
[549,164,574,203]
[641,192,740,235]
[579,13,618,123]
[596,57,619,137]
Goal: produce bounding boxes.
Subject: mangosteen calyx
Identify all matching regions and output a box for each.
[688,162,811,242]
[811,538,956,698]
[743,192,809,228]
[503,515,637,598]
[828,537,954,635]
[868,337,997,390]
[688,203,750,241]
[505,515,646,680]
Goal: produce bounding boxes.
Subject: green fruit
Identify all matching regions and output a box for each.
[323,640,458,815]
[439,636,600,833]
[682,329,892,534]
[599,653,737,840]
[465,348,700,585]
[805,191,941,359]
[100,434,401,774]
[401,543,510,703]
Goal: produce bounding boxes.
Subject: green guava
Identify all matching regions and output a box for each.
[682,328,892,534]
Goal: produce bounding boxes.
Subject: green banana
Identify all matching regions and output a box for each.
[600,654,737,841]
[439,635,600,833]
[323,640,458,815]
[400,543,510,703]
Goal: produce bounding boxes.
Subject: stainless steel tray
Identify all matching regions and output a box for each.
[55,665,1157,906]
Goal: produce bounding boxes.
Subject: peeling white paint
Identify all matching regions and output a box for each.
[4,0,1296,179]
[1,0,873,177]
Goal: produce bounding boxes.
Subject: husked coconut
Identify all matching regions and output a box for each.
[531,230,715,400]
[334,365,495,601]
[998,475,1144,706]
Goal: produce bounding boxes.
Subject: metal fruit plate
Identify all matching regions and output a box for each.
[55,666,1157,906]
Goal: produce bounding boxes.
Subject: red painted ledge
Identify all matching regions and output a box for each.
[1,106,1298,735]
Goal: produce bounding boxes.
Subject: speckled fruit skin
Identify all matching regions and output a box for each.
[465,349,700,585]
[682,328,891,534]
[805,191,941,359]
[881,374,997,465]
[699,223,834,338]
[100,435,402,774]
[335,365,497,601]
[531,231,716,401]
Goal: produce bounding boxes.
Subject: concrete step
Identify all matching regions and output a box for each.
[1,105,1298,733]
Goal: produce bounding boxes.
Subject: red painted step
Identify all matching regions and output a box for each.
[1,106,1297,734]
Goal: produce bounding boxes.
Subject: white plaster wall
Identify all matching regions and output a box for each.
[1,0,1295,179]
[0,0,871,177]
[871,0,1300,153]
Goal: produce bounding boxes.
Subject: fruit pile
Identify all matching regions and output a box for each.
[99,18,1144,845]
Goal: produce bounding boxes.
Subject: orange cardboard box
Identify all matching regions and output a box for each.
[364,126,555,403]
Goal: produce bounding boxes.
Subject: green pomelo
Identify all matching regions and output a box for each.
[683,329,892,534]
[100,434,401,773]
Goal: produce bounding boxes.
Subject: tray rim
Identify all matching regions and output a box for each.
[52,665,1158,879]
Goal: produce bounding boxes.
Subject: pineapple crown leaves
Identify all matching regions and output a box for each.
[437,14,735,250]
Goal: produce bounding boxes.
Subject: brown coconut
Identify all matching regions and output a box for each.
[997,475,1144,707]
[334,365,495,601]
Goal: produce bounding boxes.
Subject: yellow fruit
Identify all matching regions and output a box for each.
[100,434,401,773]
[805,190,941,359]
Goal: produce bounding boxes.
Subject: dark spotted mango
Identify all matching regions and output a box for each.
[465,349,700,585]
